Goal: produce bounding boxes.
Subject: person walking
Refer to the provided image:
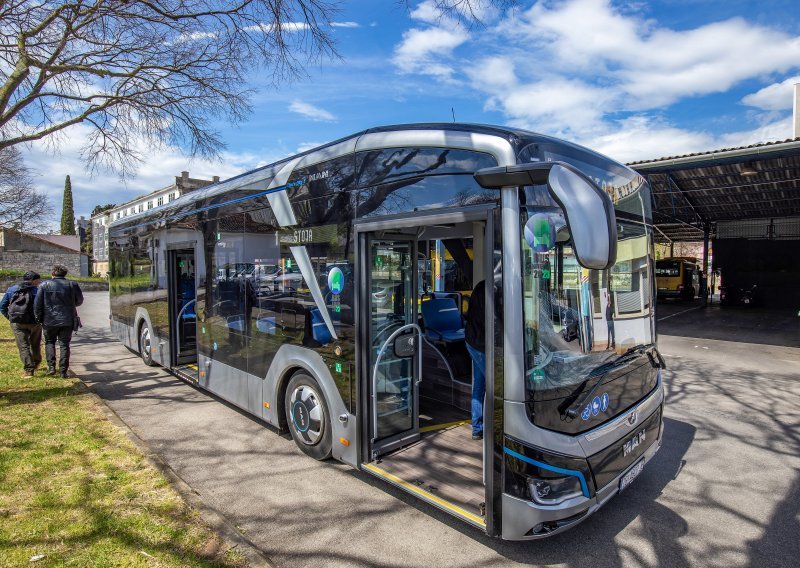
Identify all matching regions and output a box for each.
[465,280,486,441]
[34,265,83,378]
[0,271,43,376]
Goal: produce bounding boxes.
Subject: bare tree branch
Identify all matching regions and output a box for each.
[0,145,53,231]
[0,0,341,176]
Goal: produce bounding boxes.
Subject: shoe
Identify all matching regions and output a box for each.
[22,370,34,377]
[472,432,483,440]
[46,369,57,376]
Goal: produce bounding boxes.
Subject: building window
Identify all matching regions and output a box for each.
[138,204,143,213]
[157,196,164,206]
[168,192,176,202]
[123,210,128,217]
[147,201,153,209]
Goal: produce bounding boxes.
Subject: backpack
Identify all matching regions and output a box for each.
[8,286,35,324]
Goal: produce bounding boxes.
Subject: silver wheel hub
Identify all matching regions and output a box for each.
[289,384,324,445]
[141,327,151,357]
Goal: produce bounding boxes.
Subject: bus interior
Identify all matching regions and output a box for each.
[365,217,489,523]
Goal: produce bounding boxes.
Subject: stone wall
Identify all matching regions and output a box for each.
[0,251,82,278]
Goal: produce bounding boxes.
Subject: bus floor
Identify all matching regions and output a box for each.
[376,400,484,519]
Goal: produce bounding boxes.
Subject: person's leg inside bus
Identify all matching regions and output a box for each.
[465,343,485,439]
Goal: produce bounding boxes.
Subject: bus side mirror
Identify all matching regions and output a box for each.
[474,161,617,270]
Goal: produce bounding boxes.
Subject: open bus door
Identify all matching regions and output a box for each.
[356,207,497,533]
[168,248,198,368]
[363,235,422,458]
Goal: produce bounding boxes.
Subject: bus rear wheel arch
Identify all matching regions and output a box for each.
[284,371,332,461]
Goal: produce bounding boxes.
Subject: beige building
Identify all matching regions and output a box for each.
[91,171,219,275]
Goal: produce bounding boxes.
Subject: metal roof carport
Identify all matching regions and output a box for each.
[628,138,800,307]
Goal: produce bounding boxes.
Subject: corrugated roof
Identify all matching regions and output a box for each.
[628,138,800,242]
[628,137,800,167]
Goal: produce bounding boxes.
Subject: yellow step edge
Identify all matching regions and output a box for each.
[363,463,486,527]
[419,419,471,433]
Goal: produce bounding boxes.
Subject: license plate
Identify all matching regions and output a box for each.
[619,459,645,492]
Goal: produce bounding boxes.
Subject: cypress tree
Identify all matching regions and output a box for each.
[60,175,76,235]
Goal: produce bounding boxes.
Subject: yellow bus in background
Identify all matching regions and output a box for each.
[655,257,701,300]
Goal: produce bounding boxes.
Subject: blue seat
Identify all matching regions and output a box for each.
[310,308,333,345]
[227,315,245,332]
[256,315,276,334]
[421,298,464,343]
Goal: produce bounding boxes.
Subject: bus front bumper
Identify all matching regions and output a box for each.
[500,422,663,540]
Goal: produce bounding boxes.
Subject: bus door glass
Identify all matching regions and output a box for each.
[367,237,421,457]
[168,249,197,366]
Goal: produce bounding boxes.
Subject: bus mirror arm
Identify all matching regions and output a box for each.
[647,347,667,370]
[474,161,618,270]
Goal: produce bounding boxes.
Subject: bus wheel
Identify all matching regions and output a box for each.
[285,372,332,460]
[139,323,157,367]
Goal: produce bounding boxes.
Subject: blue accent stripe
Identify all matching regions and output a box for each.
[503,447,590,498]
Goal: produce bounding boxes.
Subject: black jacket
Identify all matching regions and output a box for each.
[465,281,486,352]
[34,277,84,328]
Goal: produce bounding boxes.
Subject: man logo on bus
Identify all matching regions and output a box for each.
[328,267,345,295]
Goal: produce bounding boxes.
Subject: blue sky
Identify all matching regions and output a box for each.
[20,0,800,222]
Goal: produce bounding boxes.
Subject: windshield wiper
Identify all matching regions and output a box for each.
[563,344,663,420]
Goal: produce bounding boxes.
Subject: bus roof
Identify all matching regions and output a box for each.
[109,122,630,231]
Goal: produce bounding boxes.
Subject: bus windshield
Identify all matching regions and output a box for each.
[519,173,655,402]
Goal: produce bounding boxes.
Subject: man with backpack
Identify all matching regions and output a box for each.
[0,271,43,377]
[34,265,84,378]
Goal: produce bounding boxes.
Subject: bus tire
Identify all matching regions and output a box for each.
[139,322,157,367]
[285,371,332,460]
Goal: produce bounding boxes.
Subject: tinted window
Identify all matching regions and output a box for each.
[199,213,249,372]
[655,260,681,277]
[357,174,497,218]
[357,147,496,188]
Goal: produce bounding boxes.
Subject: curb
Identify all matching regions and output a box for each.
[79,382,274,568]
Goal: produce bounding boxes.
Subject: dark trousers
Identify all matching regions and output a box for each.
[11,322,43,371]
[44,326,73,375]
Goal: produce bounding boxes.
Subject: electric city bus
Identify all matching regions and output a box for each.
[108,123,665,539]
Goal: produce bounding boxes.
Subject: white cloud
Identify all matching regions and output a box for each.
[392,1,470,80]
[717,115,795,146]
[441,0,800,159]
[296,141,324,153]
[288,99,337,122]
[742,76,800,111]
[585,116,716,164]
[332,21,360,28]
[507,0,800,110]
[393,27,469,79]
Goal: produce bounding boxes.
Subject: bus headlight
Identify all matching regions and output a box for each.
[528,476,585,506]
[504,438,593,505]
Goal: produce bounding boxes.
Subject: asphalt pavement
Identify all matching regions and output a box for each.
[70,292,800,567]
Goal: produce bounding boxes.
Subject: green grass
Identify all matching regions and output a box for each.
[0,322,247,567]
